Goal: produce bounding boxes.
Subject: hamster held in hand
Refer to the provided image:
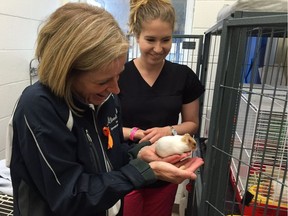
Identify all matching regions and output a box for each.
[155,133,197,157]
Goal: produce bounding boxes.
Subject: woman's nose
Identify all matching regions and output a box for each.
[107,78,120,94]
[153,42,163,53]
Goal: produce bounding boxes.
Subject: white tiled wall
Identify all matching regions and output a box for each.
[0,0,60,159]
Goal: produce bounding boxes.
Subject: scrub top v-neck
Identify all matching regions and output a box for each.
[118,60,205,130]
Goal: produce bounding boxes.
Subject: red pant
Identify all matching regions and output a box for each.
[123,183,178,216]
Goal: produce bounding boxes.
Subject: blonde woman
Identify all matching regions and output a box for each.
[118,0,205,215]
[8,3,204,216]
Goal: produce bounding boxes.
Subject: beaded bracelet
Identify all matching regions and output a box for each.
[129,127,139,141]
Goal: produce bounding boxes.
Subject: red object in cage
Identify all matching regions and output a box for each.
[230,170,288,216]
[240,203,288,216]
[240,186,288,216]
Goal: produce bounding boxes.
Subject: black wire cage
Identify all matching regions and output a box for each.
[193,13,287,216]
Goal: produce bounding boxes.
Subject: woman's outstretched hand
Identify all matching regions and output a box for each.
[149,157,204,184]
[137,144,204,184]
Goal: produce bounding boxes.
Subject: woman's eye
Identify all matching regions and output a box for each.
[146,38,155,42]
[163,38,171,42]
[98,80,109,85]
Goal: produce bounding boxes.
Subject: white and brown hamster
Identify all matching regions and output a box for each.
[155,133,197,157]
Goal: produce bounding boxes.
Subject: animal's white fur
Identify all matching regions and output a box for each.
[155,133,196,157]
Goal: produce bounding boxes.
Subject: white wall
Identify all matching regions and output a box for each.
[0,0,60,159]
[192,0,236,35]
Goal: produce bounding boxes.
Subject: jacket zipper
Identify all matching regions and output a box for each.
[90,96,115,216]
[85,129,101,172]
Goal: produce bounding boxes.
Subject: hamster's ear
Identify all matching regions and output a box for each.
[181,133,190,143]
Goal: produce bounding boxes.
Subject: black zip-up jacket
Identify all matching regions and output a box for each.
[9,82,156,216]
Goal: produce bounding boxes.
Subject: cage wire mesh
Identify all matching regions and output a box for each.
[127,34,203,77]
[198,13,287,216]
[0,194,13,216]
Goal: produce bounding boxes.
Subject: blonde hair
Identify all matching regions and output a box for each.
[36,3,129,112]
[129,0,175,37]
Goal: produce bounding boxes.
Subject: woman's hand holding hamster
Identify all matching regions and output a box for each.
[138,144,204,183]
[149,157,204,183]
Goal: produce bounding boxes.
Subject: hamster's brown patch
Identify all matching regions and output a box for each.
[181,133,197,150]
